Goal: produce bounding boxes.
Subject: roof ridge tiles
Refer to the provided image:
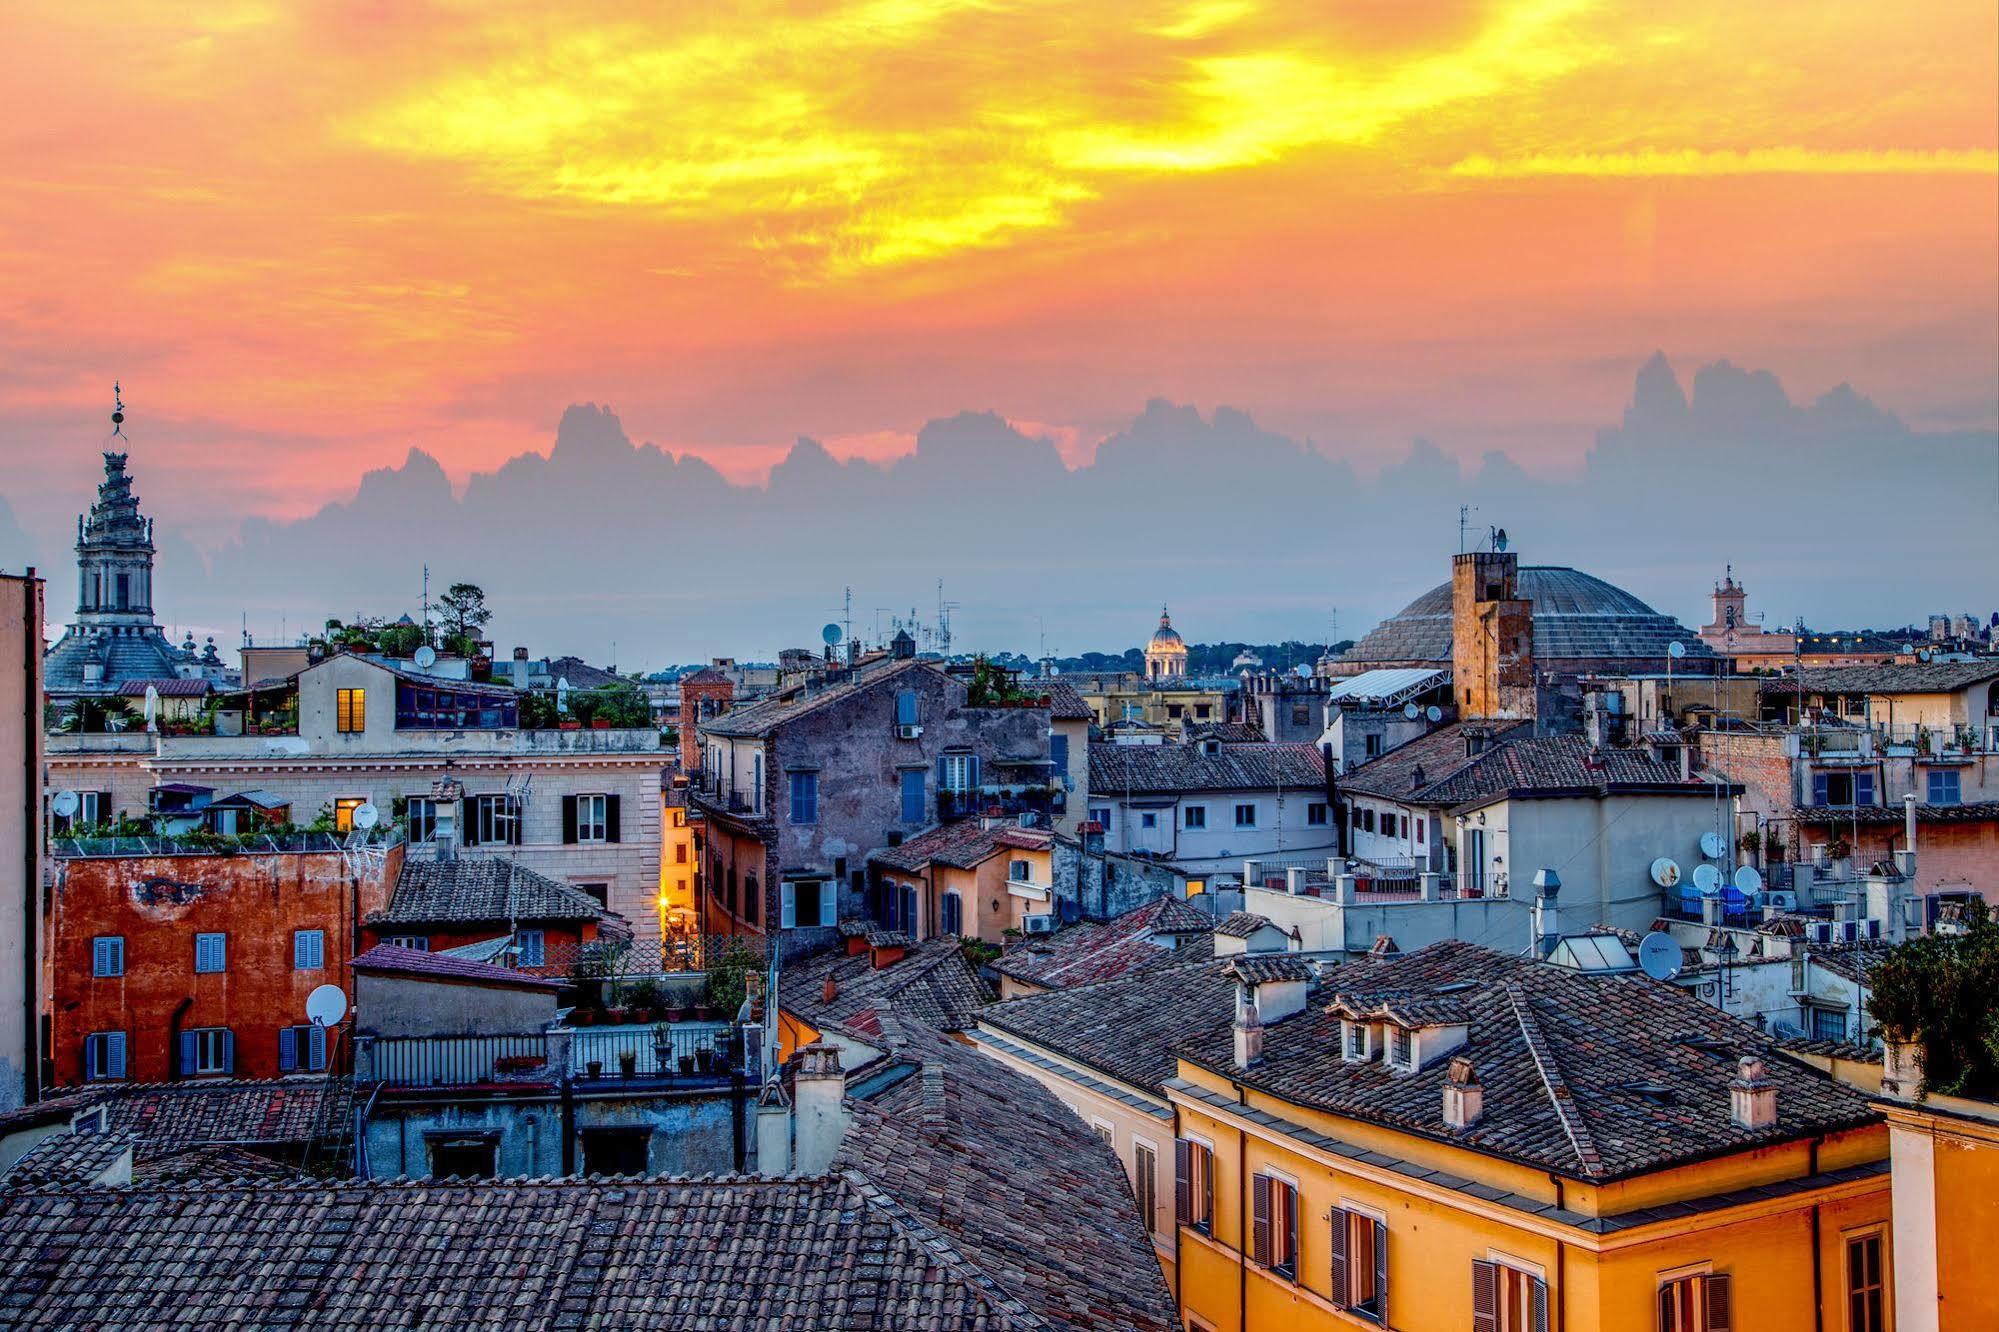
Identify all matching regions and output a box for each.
[1504,981,1606,1180]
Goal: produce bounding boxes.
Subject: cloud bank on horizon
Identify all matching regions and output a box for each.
[2,355,1992,667]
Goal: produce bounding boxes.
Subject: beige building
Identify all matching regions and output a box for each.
[0,572,43,1112]
[46,651,670,940]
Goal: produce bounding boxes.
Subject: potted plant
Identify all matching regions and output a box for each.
[677,1050,696,1076]
[586,1058,603,1078]
[570,1007,596,1027]
[1827,836,1853,862]
[694,1043,716,1074]
[617,1048,638,1077]
[651,1022,674,1067]
[590,718,612,730]
[559,719,583,731]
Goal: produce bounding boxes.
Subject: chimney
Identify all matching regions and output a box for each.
[792,1043,852,1173]
[1728,1056,1777,1130]
[513,646,529,661]
[1679,742,1694,783]
[1531,868,1560,958]
[755,1084,792,1175]
[1081,820,1105,855]
[822,975,839,1006]
[1285,866,1305,895]
[1441,1055,1483,1130]
[1232,985,1264,1070]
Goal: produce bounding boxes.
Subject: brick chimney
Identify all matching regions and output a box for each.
[1451,549,1535,720]
[793,1043,852,1174]
[1442,1055,1483,1130]
[1232,983,1264,1070]
[1729,1056,1777,1130]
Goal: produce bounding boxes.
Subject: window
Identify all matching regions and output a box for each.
[336,687,366,733]
[575,882,608,907]
[1089,806,1111,829]
[781,880,836,930]
[581,1127,653,1177]
[1167,704,1183,720]
[194,933,227,974]
[1345,1022,1370,1061]
[1133,1142,1158,1237]
[1050,732,1069,780]
[1656,1273,1732,1332]
[1175,1139,1214,1232]
[405,796,438,843]
[1251,1173,1299,1278]
[1184,805,1207,830]
[569,793,611,843]
[92,936,124,978]
[788,771,819,824]
[752,754,764,812]
[1811,1007,1849,1044]
[1010,859,1033,882]
[393,683,517,731]
[1362,808,1376,833]
[293,930,324,970]
[84,1031,127,1081]
[182,1027,234,1076]
[1141,811,1157,829]
[468,794,521,846]
[674,842,688,864]
[515,929,545,968]
[1416,820,1425,846]
[1307,802,1329,827]
[1330,1207,1388,1322]
[1845,1233,1884,1332]
[940,892,963,936]
[278,1025,328,1073]
[895,689,920,728]
[1474,1259,1550,1332]
[1391,1025,1412,1068]
[1292,705,1311,726]
[901,769,927,823]
[383,935,429,951]
[1092,1121,1114,1147]
[1812,771,1874,808]
[428,1135,497,1180]
[940,753,975,793]
[1364,732,1385,759]
[1234,803,1257,828]
[1195,704,1212,719]
[1928,769,1961,805]
[334,797,366,833]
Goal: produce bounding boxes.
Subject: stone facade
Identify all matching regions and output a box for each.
[0,573,42,1112]
[1451,551,1536,720]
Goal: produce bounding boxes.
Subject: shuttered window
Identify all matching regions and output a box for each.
[293,930,324,970]
[939,893,962,936]
[566,793,613,843]
[515,929,545,968]
[1251,1173,1298,1278]
[278,1025,329,1073]
[182,1027,234,1076]
[788,772,819,825]
[84,1032,128,1081]
[92,936,125,978]
[194,933,227,974]
[1133,1142,1158,1238]
[1657,1273,1731,1332]
[901,770,926,823]
[1174,1138,1213,1231]
[1474,1258,1550,1332]
[1329,1208,1387,1321]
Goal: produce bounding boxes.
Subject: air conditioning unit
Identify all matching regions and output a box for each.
[1022,913,1057,935]
[1808,921,1833,944]
[1863,919,1882,939]
[898,724,923,740]
[1762,890,1798,914]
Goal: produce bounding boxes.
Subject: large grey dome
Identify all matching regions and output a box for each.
[1343,566,1713,668]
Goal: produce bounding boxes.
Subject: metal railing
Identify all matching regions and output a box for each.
[368,1033,551,1087]
[531,933,767,980]
[53,828,404,859]
[572,1026,739,1080]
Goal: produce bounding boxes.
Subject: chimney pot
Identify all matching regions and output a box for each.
[1442,1055,1483,1129]
[1728,1055,1777,1130]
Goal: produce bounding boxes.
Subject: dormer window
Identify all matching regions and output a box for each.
[1342,1021,1373,1063]
[1390,1025,1413,1069]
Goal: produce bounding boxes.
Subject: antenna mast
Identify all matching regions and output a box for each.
[937,579,960,660]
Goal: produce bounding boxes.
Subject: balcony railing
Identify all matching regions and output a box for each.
[572,1025,740,1081]
[939,786,1057,822]
[360,1024,750,1089]
[366,1033,553,1087]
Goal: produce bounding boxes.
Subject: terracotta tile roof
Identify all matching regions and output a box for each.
[115,677,211,698]
[1223,955,1317,986]
[1781,660,1999,695]
[1793,801,1999,826]
[871,819,1052,873]
[780,937,994,1036]
[2,1079,345,1186]
[1340,723,1729,810]
[0,1175,1027,1329]
[1214,910,1277,939]
[836,1025,1178,1332]
[982,958,1245,1097]
[1338,721,1531,801]
[1041,679,1094,720]
[1184,721,1268,744]
[994,896,1215,989]
[352,943,566,990]
[1808,942,1894,985]
[1090,740,1325,795]
[1176,940,1879,1182]
[130,1143,296,1184]
[700,657,936,738]
[370,858,605,927]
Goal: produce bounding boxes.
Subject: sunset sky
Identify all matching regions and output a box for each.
[1,0,1994,550]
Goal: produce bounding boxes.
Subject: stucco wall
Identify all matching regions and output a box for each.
[0,574,41,1111]
[355,973,556,1038]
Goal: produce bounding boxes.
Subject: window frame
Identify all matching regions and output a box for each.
[84,1031,128,1081]
[404,795,438,843]
[515,928,545,968]
[1330,1202,1389,1322]
[1234,802,1258,828]
[1132,1137,1160,1239]
[574,792,609,843]
[1843,1230,1885,1332]
[188,1026,233,1076]
[92,935,125,978]
[193,932,227,974]
[335,687,366,734]
[1252,1170,1301,1280]
[1926,768,1961,805]
[333,796,366,833]
[1176,1136,1215,1234]
[1183,804,1207,830]
[293,929,325,971]
[1307,801,1329,827]
[788,770,819,825]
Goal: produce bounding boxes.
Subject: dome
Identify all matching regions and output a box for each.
[1146,607,1184,651]
[1342,566,1714,668]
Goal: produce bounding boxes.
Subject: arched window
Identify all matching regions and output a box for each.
[939,892,962,937]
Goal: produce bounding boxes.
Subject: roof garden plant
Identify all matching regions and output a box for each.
[1868,905,1999,1098]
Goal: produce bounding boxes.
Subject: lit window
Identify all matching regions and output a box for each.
[334,797,365,832]
[336,688,366,733]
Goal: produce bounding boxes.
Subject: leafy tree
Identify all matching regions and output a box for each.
[1868,906,1999,1097]
[569,683,652,728]
[376,621,425,657]
[438,582,491,653]
[965,656,1034,706]
[704,940,762,1019]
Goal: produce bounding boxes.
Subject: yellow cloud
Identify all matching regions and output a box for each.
[1449,147,1999,177]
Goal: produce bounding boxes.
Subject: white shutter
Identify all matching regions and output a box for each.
[819,885,837,928]
[780,883,796,930]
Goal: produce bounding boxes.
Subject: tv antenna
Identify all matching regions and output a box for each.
[1457,505,1479,554]
[937,580,960,659]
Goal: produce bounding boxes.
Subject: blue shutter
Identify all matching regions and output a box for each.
[1050,733,1069,780]
[1855,772,1875,805]
[1812,773,1830,806]
[83,1034,99,1079]
[221,1030,235,1074]
[179,1030,197,1075]
[309,1025,328,1071]
[278,1027,297,1072]
[969,755,981,790]
[106,1032,126,1080]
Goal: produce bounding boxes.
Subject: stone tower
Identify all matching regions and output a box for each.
[1451,551,1535,719]
[75,448,157,628]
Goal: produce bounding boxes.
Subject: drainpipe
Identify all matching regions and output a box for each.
[1171,1099,1185,1319]
[1235,1080,1248,1332]
[18,572,38,1103]
[1547,1175,1567,1332]
[1808,1135,1824,1332]
[560,1076,576,1176]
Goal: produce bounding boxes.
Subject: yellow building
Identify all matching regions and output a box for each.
[659,779,700,941]
[1164,941,1891,1332]
[870,820,1056,943]
[1876,1040,1999,1332]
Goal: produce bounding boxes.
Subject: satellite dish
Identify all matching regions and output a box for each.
[1425,705,1443,722]
[1649,857,1681,888]
[1403,703,1420,719]
[1733,864,1764,894]
[52,790,79,817]
[821,622,843,647]
[305,984,348,1029]
[413,644,438,670]
[1693,863,1722,893]
[1638,931,1682,982]
[351,801,380,830]
[1668,641,1687,660]
[1699,831,1726,859]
